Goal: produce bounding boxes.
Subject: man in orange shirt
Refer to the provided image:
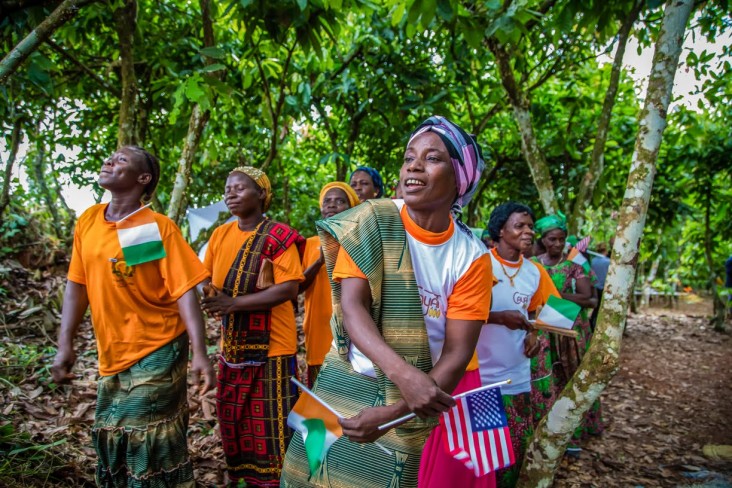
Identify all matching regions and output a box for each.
[51,146,215,487]
[299,182,360,387]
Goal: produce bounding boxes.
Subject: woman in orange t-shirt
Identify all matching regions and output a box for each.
[201,166,305,487]
[51,146,214,487]
[299,182,360,387]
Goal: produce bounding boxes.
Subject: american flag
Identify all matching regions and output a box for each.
[441,386,515,477]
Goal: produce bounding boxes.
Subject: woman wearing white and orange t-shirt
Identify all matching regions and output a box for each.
[281,116,490,488]
[476,202,559,488]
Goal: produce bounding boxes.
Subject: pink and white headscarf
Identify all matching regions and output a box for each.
[408,115,485,215]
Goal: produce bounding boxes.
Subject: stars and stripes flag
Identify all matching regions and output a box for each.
[441,386,515,477]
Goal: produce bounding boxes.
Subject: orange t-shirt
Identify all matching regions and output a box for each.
[204,220,304,357]
[302,236,333,366]
[332,204,491,372]
[68,204,210,376]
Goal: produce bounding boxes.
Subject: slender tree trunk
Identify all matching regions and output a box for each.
[489,39,558,215]
[0,117,22,221]
[30,136,64,238]
[517,0,694,485]
[569,0,643,234]
[0,0,97,85]
[166,0,218,224]
[114,0,138,147]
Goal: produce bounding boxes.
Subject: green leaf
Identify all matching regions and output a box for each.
[296,0,307,11]
[199,47,225,59]
[201,63,227,73]
[391,2,406,26]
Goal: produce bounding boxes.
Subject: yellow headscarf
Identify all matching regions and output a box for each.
[319,182,360,208]
[230,166,272,211]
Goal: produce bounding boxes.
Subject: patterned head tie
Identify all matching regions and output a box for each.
[319,181,360,208]
[534,212,568,237]
[230,166,273,211]
[408,115,485,214]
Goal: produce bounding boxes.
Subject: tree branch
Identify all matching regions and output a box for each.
[0,0,98,85]
[45,39,121,97]
[0,117,23,221]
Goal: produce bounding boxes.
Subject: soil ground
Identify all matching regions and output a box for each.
[1,263,730,487]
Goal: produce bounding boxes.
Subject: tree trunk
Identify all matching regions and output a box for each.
[488,39,558,215]
[166,0,217,225]
[568,0,643,235]
[517,0,694,485]
[0,0,97,85]
[0,117,22,221]
[30,136,64,238]
[114,0,139,147]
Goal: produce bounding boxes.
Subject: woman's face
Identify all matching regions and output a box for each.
[350,171,379,202]
[400,132,456,214]
[98,147,149,193]
[500,212,535,253]
[224,172,265,218]
[320,188,351,218]
[541,228,567,258]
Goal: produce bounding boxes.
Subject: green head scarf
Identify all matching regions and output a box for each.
[535,212,568,237]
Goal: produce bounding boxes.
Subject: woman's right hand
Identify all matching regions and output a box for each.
[394,367,455,418]
[493,310,533,331]
[51,348,77,385]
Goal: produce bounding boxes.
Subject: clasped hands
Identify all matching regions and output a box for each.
[340,366,453,443]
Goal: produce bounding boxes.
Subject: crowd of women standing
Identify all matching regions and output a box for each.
[51,115,604,488]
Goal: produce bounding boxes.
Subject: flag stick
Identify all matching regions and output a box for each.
[376,378,512,431]
[290,378,393,456]
[116,202,152,223]
[529,319,578,338]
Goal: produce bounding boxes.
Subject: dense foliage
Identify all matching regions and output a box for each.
[1,0,730,293]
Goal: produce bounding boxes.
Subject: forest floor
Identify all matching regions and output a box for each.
[0,260,731,487]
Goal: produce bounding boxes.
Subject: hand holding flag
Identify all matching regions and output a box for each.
[532,295,581,337]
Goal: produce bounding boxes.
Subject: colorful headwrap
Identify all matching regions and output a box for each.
[230,166,273,211]
[534,212,568,237]
[319,181,360,208]
[408,115,485,213]
[349,166,385,198]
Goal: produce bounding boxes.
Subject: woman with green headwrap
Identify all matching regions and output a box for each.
[531,213,602,455]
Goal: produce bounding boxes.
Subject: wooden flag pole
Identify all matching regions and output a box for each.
[529,320,578,338]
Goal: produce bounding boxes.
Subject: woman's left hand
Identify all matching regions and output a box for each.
[201,293,235,315]
[524,331,540,358]
[340,406,395,443]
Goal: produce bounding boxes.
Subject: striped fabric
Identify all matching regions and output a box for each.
[315,199,434,418]
[93,333,193,488]
[281,352,430,488]
[281,200,435,487]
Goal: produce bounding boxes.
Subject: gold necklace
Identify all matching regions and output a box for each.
[498,256,523,287]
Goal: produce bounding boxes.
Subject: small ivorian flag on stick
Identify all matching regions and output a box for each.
[116,206,166,266]
[287,391,342,475]
[535,295,581,331]
[567,247,591,273]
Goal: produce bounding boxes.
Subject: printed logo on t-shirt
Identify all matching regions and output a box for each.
[110,259,135,286]
[419,286,443,319]
[513,291,530,310]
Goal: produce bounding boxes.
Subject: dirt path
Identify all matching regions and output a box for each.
[555,309,732,487]
[1,299,731,486]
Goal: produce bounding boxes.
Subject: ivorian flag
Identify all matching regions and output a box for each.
[567,247,591,273]
[116,207,166,266]
[287,391,342,475]
[536,295,581,330]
